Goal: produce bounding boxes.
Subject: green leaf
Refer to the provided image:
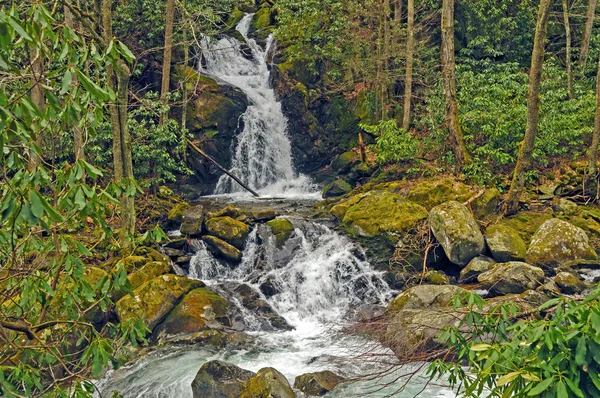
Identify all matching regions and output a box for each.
[74,188,86,210]
[75,69,109,101]
[557,380,568,398]
[576,337,587,366]
[565,377,584,398]
[7,16,32,41]
[117,41,135,63]
[497,371,520,386]
[470,343,492,352]
[29,190,44,218]
[60,69,73,95]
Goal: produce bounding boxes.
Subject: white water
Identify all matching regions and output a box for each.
[201,14,317,197]
[97,219,457,397]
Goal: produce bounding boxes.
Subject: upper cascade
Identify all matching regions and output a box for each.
[200,14,316,198]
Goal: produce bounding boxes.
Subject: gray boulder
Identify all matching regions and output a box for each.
[240,367,296,398]
[191,360,255,398]
[485,225,526,262]
[526,218,598,268]
[180,205,204,236]
[478,262,544,296]
[459,256,495,283]
[429,201,485,266]
[323,180,352,198]
[554,272,586,295]
[294,371,345,396]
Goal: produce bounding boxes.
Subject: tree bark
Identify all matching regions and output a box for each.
[160,0,176,123]
[441,0,470,171]
[65,5,85,163]
[402,0,414,130]
[505,0,552,215]
[579,0,597,69]
[102,0,136,243]
[588,53,600,179]
[562,0,574,99]
[28,46,45,170]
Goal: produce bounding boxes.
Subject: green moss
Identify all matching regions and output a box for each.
[205,216,250,249]
[168,202,190,222]
[424,271,449,285]
[497,211,552,245]
[226,8,245,28]
[266,218,294,247]
[342,191,428,237]
[128,261,171,290]
[406,178,472,210]
[115,256,148,273]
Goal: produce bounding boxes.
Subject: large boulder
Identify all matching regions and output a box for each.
[386,284,466,313]
[240,367,296,398]
[429,201,485,266]
[406,178,472,210]
[116,275,204,332]
[526,219,598,268]
[128,261,171,290]
[471,188,501,219]
[203,235,243,263]
[459,256,495,283]
[477,262,544,296]
[191,360,255,398]
[155,288,229,337]
[322,180,352,198]
[335,191,428,237]
[205,216,250,249]
[180,205,205,236]
[266,218,294,248]
[485,225,527,262]
[554,272,586,295]
[294,371,345,396]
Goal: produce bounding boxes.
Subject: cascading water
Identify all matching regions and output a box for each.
[200,14,316,197]
[96,216,456,397]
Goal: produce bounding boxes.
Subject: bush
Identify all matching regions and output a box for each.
[360,120,418,165]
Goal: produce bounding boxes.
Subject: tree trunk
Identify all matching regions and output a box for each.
[160,0,176,122]
[579,0,597,69]
[28,46,45,170]
[102,0,136,243]
[505,0,552,215]
[441,0,470,171]
[562,0,574,99]
[65,5,85,163]
[402,0,414,130]
[588,53,600,180]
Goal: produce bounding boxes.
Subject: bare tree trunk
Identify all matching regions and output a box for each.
[160,0,176,124]
[28,46,45,170]
[395,0,402,23]
[562,0,574,99]
[65,5,85,163]
[102,0,136,243]
[579,0,597,69]
[588,53,600,179]
[441,0,470,171]
[402,0,414,130]
[505,0,552,215]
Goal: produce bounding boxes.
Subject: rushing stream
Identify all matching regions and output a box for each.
[96,14,456,398]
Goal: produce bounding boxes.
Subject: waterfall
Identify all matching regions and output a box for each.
[200,14,316,197]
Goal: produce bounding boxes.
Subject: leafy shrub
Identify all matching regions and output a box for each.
[360,120,418,164]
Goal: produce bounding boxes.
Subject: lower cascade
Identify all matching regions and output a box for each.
[95,215,456,397]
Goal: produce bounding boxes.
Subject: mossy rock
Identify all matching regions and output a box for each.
[156,288,229,336]
[207,205,241,220]
[205,216,250,249]
[429,201,485,267]
[168,202,190,224]
[471,188,501,219]
[525,218,598,268]
[485,224,527,262]
[226,8,245,28]
[192,360,255,398]
[459,256,495,283]
[180,205,205,237]
[423,270,449,285]
[341,191,428,237]
[115,256,148,274]
[478,262,544,297]
[496,211,552,245]
[331,151,357,173]
[116,275,205,333]
[128,261,171,291]
[240,367,296,398]
[203,235,243,263]
[266,218,294,247]
[406,178,472,210]
[386,284,466,314]
[134,246,170,263]
[322,180,352,198]
[554,272,586,295]
[241,208,277,222]
[294,371,345,396]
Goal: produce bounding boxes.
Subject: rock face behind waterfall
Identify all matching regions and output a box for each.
[429,201,485,267]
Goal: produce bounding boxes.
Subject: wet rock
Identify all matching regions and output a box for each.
[294,371,345,396]
[242,208,277,222]
[407,178,472,210]
[525,218,598,268]
[163,247,185,260]
[485,225,527,262]
[155,288,229,337]
[167,202,190,228]
[203,235,243,263]
[459,256,495,283]
[175,255,192,271]
[241,367,296,398]
[165,238,188,250]
[554,272,586,295]
[266,218,294,247]
[116,275,204,333]
[322,180,352,198]
[180,205,205,236]
[429,201,485,266]
[205,216,250,250]
[336,191,428,237]
[259,277,279,297]
[477,262,544,296]
[191,360,255,398]
[471,188,501,219]
[207,205,241,220]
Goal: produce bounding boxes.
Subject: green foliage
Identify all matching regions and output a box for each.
[429,290,600,397]
[0,4,146,396]
[360,120,418,164]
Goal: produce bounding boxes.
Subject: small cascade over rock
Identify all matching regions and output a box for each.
[200,14,316,197]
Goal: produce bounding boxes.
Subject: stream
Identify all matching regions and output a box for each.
[96,14,456,398]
